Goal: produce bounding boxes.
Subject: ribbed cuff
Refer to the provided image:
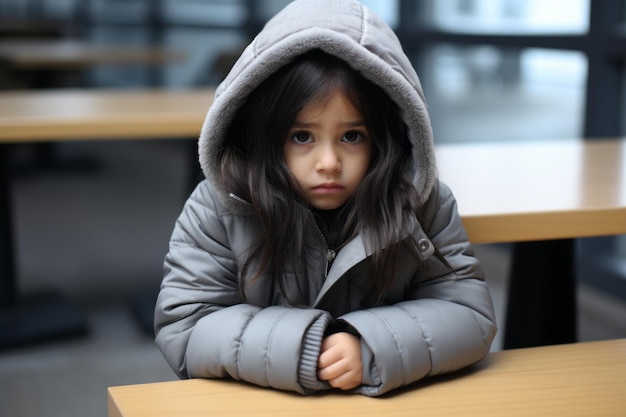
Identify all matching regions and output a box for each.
[298,313,332,393]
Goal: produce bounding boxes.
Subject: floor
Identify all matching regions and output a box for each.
[1,138,626,417]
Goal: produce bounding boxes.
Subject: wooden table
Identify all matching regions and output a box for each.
[108,338,626,417]
[436,139,626,243]
[0,38,186,90]
[0,39,185,70]
[0,88,213,141]
[0,88,214,348]
[438,138,626,348]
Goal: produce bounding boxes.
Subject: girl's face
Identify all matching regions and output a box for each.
[284,90,372,210]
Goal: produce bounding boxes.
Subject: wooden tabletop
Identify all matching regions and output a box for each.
[437,138,626,243]
[108,338,626,417]
[0,88,213,141]
[0,39,185,70]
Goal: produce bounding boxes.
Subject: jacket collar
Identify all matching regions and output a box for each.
[313,222,434,305]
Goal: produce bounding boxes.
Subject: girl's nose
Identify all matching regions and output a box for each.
[315,144,341,173]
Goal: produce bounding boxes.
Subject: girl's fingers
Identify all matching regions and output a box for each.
[317,343,341,369]
[326,371,361,390]
[318,358,346,381]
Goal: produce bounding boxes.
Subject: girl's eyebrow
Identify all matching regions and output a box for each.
[291,120,366,128]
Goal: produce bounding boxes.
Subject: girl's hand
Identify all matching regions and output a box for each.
[317,332,362,390]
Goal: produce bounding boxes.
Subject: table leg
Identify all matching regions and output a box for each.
[503,239,577,349]
[0,144,88,350]
[0,144,16,309]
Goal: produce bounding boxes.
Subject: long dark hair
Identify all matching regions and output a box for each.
[220,50,426,301]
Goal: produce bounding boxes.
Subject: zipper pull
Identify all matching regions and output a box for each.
[325,248,337,278]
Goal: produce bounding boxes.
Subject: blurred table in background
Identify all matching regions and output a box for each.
[0,37,188,177]
[0,38,185,89]
[0,88,211,140]
[0,87,213,349]
[0,39,185,71]
[437,139,626,243]
[437,138,626,348]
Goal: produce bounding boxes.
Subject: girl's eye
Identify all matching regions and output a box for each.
[291,131,313,144]
[342,131,365,143]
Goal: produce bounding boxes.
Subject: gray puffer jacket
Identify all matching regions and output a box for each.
[154,0,497,397]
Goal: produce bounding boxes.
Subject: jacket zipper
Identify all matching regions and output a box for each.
[230,194,336,278]
[310,212,336,278]
[229,193,252,206]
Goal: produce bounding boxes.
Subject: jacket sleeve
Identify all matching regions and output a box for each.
[338,181,498,396]
[154,182,332,394]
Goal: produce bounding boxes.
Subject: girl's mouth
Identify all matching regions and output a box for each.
[311,184,344,194]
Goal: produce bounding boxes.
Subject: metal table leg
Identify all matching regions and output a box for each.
[503,239,577,349]
[0,144,88,350]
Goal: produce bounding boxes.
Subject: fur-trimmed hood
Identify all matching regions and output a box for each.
[198,0,436,206]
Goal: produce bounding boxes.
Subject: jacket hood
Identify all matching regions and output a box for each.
[198,0,436,205]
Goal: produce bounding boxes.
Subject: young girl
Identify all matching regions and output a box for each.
[155,0,497,397]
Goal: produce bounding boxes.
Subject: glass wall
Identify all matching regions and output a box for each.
[401,0,590,144]
[421,45,586,143]
[429,0,589,34]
